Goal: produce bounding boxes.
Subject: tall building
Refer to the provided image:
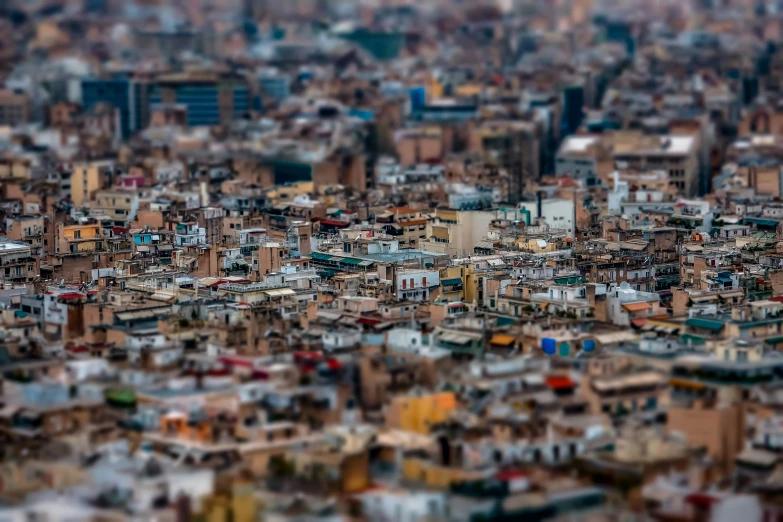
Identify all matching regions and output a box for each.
[470,121,540,203]
[259,72,290,103]
[611,132,700,197]
[0,89,31,127]
[81,78,149,139]
[70,161,112,208]
[149,72,249,127]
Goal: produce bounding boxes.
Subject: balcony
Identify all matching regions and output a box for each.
[0,256,34,266]
[66,236,102,243]
[23,228,43,238]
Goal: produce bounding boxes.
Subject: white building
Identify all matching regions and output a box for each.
[356,490,448,522]
[65,358,113,382]
[323,329,362,351]
[394,268,440,301]
[41,285,85,340]
[605,282,661,326]
[607,171,668,214]
[556,135,600,185]
[175,221,207,246]
[386,327,431,352]
[518,198,575,237]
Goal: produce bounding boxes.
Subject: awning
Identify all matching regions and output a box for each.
[679,334,705,346]
[310,252,335,261]
[177,256,197,267]
[115,309,163,321]
[490,334,516,346]
[432,226,449,240]
[554,276,585,285]
[319,219,350,228]
[623,302,651,312]
[358,317,381,326]
[438,331,477,345]
[263,288,295,297]
[669,377,706,390]
[338,257,363,265]
[546,376,575,390]
[199,277,222,287]
[592,372,664,392]
[685,317,725,331]
[58,293,85,300]
[158,244,174,252]
[136,245,150,253]
[442,278,462,286]
[594,331,639,345]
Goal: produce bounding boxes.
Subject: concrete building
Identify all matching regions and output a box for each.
[0,89,31,127]
[612,132,700,197]
[70,161,112,208]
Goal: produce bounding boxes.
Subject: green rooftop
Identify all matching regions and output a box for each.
[554,276,585,285]
[310,252,334,261]
[680,333,706,346]
[685,317,726,331]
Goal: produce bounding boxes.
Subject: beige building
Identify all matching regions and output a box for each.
[394,127,443,165]
[93,189,139,224]
[420,208,496,256]
[376,206,428,249]
[0,89,31,127]
[70,161,112,208]
[611,132,700,197]
[667,396,745,471]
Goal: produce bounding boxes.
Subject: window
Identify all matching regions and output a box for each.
[74,230,81,239]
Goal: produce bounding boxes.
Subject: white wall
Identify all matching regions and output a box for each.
[519,199,575,236]
[359,491,447,522]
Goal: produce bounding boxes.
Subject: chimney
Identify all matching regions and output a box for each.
[537,191,543,218]
[200,181,208,207]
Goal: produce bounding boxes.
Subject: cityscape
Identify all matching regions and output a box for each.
[1,0,783,520]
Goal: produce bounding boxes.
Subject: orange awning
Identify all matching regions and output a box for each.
[490,334,516,346]
[623,302,652,312]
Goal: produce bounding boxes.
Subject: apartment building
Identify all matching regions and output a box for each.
[612,132,700,197]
